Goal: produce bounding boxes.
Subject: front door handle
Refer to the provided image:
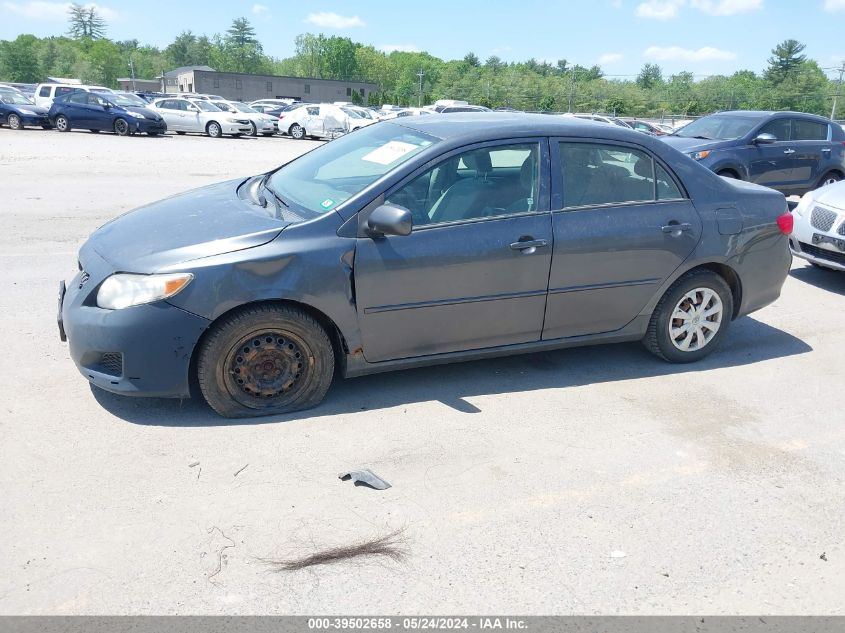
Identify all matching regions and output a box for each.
[783,148,796,154]
[510,238,548,254]
[661,222,693,234]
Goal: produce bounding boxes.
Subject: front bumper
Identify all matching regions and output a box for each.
[60,246,210,398]
[18,112,51,127]
[790,205,845,271]
[131,117,167,134]
[222,122,252,135]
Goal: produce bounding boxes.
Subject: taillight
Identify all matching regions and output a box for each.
[777,212,793,235]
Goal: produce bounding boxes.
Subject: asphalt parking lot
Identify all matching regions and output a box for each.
[1,129,844,615]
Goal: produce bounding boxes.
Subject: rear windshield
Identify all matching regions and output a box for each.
[674,115,761,140]
[266,123,438,218]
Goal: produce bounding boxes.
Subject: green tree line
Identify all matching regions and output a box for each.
[0,7,839,117]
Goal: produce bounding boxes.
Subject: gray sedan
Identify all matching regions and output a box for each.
[59,114,793,418]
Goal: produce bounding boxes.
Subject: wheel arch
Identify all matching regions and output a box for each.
[681,262,743,319]
[187,298,349,398]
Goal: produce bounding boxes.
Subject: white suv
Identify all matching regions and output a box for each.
[34,83,112,108]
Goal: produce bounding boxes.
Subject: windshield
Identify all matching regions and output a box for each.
[1,93,34,105]
[193,100,221,112]
[109,93,147,107]
[266,123,438,218]
[341,107,364,118]
[232,102,258,113]
[674,115,761,140]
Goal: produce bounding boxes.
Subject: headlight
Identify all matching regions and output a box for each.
[225,118,239,124]
[96,273,193,310]
[126,111,145,119]
[18,108,37,115]
[690,150,711,161]
[793,193,813,217]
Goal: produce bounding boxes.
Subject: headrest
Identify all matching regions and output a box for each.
[464,150,492,174]
[633,157,653,179]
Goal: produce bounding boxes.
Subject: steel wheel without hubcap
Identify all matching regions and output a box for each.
[8,114,22,130]
[55,115,69,132]
[114,118,130,136]
[207,121,222,138]
[668,287,723,352]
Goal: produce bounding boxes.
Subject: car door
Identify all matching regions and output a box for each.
[154,100,181,130]
[184,100,205,132]
[305,106,322,136]
[63,92,91,127]
[543,139,702,339]
[748,118,796,188]
[790,118,830,187]
[354,139,553,362]
[87,93,111,131]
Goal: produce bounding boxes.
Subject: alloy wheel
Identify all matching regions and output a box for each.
[668,287,724,352]
[8,114,22,130]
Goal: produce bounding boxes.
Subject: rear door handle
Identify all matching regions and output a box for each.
[510,238,548,254]
[661,222,693,234]
[783,148,796,154]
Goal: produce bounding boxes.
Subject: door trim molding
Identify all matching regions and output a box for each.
[548,277,661,295]
[364,289,548,314]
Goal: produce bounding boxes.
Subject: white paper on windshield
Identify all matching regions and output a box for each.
[361,141,419,165]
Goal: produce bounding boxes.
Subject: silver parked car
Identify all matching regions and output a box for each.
[149,97,251,138]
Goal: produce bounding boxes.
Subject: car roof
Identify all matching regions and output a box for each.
[390,112,653,144]
[709,110,833,122]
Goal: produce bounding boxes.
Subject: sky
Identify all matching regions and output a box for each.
[2,0,845,79]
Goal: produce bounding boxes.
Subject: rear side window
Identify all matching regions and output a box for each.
[68,92,88,104]
[792,119,828,141]
[39,86,50,97]
[759,119,791,141]
[656,163,683,200]
[55,87,74,97]
[560,142,658,207]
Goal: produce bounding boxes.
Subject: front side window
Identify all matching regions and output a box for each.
[792,119,828,141]
[759,119,791,141]
[266,122,438,218]
[386,143,540,226]
[560,142,660,207]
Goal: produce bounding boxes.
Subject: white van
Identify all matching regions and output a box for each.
[34,83,113,108]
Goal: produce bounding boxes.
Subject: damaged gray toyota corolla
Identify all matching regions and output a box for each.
[59,113,793,418]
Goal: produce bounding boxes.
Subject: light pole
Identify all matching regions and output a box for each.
[831,62,845,121]
[128,57,137,91]
[416,69,425,107]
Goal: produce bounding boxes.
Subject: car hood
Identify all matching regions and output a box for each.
[660,136,737,153]
[87,179,288,272]
[12,104,48,115]
[808,181,845,210]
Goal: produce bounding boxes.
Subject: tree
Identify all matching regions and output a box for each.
[765,39,807,84]
[67,3,106,39]
[463,52,480,67]
[222,18,264,73]
[636,63,663,89]
[0,35,41,81]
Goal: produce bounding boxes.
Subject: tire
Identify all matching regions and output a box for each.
[147,132,159,137]
[41,125,52,130]
[816,171,842,189]
[176,131,186,135]
[289,123,305,140]
[89,129,100,133]
[249,121,258,136]
[643,269,733,363]
[261,132,274,136]
[55,115,70,133]
[8,114,22,130]
[114,118,130,136]
[197,304,335,418]
[206,121,222,138]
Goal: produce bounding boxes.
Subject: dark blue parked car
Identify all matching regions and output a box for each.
[661,110,845,196]
[48,90,167,136]
[0,91,51,129]
[59,114,793,418]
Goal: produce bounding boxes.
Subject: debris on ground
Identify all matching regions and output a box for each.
[820,552,828,561]
[206,526,236,582]
[188,461,200,468]
[266,528,407,572]
[233,464,249,477]
[338,468,391,490]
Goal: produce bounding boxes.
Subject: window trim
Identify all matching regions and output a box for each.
[380,137,552,232]
[789,117,831,143]
[551,137,689,212]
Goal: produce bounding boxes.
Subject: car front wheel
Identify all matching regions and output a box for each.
[197,304,335,418]
[206,121,222,138]
[7,114,22,130]
[643,270,733,363]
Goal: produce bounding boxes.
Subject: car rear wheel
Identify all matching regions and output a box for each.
[289,123,305,139]
[114,118,130,136]
[816,171,842,189]
[55,115,70,132]
[206,121,222,138]
[7,114,22,130]
[197,304,335,418]
[643,269,733,363]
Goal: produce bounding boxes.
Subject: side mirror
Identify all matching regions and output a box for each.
[188,105,199,112]
[752,132,777,144]
[366,203,412,237]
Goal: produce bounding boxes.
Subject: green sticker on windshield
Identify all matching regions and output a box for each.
[321,198,335,209]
